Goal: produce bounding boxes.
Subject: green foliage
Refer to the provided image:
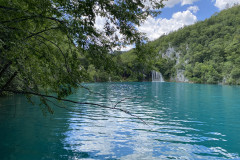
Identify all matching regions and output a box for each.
[0,0,165,112]
[114,5,240,84]
[110,42,159,82]
[145,5,240,84]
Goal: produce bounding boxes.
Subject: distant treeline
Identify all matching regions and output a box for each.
[85,5,240,84]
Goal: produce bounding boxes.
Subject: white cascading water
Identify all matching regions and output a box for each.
[152,70,164,82]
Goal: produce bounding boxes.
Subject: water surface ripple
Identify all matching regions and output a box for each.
[0,82,240,159]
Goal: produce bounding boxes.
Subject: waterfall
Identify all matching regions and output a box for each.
[152,70,164,82]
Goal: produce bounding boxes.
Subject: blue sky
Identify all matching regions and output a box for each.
[95,0,240,51]
[136,0,240,42]
[160,0,219,21]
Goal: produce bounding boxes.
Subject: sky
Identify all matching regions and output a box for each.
[95,0,240,51]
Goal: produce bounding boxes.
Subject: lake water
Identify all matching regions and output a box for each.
[0,82,240,160]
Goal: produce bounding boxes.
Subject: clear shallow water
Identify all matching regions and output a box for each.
[0,82,240,160]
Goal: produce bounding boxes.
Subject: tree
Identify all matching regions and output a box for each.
[0,0,165,114]
[133,41,158,81]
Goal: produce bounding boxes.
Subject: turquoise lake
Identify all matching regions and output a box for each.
[0,82,240,159]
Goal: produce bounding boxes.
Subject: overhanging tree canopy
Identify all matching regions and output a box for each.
[0,0,165,113]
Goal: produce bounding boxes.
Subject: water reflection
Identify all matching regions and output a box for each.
[62,82,240,159]
[1,82,240,159]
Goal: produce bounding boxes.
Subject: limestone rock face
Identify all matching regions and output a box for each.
[161,46,181,64]
[175,70,189,82]
[160,45,189,83]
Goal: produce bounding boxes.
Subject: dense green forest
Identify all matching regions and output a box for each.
[90,5,240,84]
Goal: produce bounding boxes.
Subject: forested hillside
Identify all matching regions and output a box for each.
[104,5,240,84]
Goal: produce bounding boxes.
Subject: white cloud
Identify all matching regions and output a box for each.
[214,0,240,10]
[137,7,198,41]
[94,16,107,31]
[164,0,199,8]
[181,0,199,6]
[163,0,180,8]
[94,3,199,51]
[121,44,135,52]
[187,6,199,13]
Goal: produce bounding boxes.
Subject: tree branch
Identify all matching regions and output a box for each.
[0,5,18,11]
[23,27,59,41]
[0,71,18,93]
[114,96,140,108]
[4,89,147,125]
[78,83,120,108]
[35,34,71,73]
[0,16,37,24]
[0,61,12,78]
[45,98,85,115]
[0,6,65,24]
[0,16,65,25]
